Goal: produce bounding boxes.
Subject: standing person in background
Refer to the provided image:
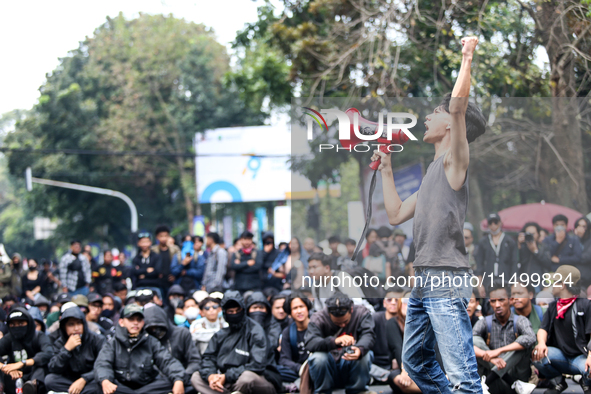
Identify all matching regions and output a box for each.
[574,216,591,287]
[60,240,91,297]
[202,232,228,293]
[475,213,518,298]
[41,259,60,299]
[170,236,206,295]
[260,232,281,291]
[463,223,477,269]
[516,221,552,283]
[361,229,378,260]
[93,250,124,296]
[83,245,98,274]
[543,214,582,272]
[231,231,263,293]
[11,253,24,298]
[132,232,162,290]
[0,254,13,300]
[152,225,181,298]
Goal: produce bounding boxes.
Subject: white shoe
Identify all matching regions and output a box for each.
[511,380,537,394]
[481,375,491,394]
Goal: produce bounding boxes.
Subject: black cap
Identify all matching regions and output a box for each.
[487,213,501,223]
[56,293,71,304]
[87,293,103,305]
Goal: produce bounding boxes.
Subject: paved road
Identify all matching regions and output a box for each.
[327,382,586,393]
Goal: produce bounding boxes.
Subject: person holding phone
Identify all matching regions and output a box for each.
[516,221,553,284]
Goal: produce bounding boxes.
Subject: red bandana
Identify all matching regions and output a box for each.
[242,247,253,255]
[556,296,577,319]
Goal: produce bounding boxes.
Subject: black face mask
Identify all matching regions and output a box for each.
[148,326,167,340]
[101,309,114,319]
[10,326,28,340]
[29,265,37,271]
[223,309,245,327]
[249,311,267,326]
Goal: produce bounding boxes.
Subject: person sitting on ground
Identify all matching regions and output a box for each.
[94,303,186,394]
[270,294,289,331]
[191,290,277,394]
[278,291,312,386]
[86,292,115,338]
[246,291,282,363]
[190,297,227,355]
[0,307,53,394]
[305,292,376,394]
[473,284,537,394]
[532,265,591,394]
[46,304,105,394]
[144,305,201,394]
[511,282,544,335]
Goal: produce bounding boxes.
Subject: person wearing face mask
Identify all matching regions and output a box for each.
[165,285,186,323]
[102,294,120,322]
[94,304,186,394]
[46,305,105,394]
[144,305,201,394]
[0,307,53,394]
[86,292,115,338]
[192,290,278,394]
[574,216,591,286]
[475,213,518,298]
[230,231,263,293]
[191,297,228,355]
[21,258,45,302]
[182,297,200,325]
[543,214,583,272]
[246,292,282,362]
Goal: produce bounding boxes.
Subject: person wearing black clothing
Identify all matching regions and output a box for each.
[574,216,591,287]
[93,250,124,296]
[86,292,115,338]
[516,221,553,279]
[152,225,181,296]
[0,307,53,394]
[231,231,263,293]
[279,292,312,384]
[21,258,45,301]
[191,290,277,394]
[94,303,185,394]
[271,295,290,331]
[45,305,106,394]
[533,265,591,394]
[543,214,583,272]
[260,232,281,290]
[305,292,376,394]
[132,232,162,289]
[164,285,186,323]
[246,291,282,362]
[475,213,518,297]
[144,305,201,393]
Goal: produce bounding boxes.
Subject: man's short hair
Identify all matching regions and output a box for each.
[377,226,392,238]
[438,93,486,143]
[192,235,204,243]
[488,282,509,298]
[521,221,541,235]
[70,240,81,245]
[154,225,170,236]
[552,214,568,225]
[308,252,331,267]
[113,282,127,292]
[199,297,221,310]
[328,235,341,244]
[240,231,254,240]
[207,232,221,244]
[326,292,353,316]
[511,281,534,295]
[344,238,356,246]
[283,291,313,315]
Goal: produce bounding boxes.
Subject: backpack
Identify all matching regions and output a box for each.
[484,314,518,347]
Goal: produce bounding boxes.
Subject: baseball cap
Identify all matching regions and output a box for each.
[55,293,71,304]
[463,222,474,232]
[487,213,501,223]
[393,229,406,237]
[555,265,581,286]
[122,303,144,319]
[87,293,103,305]
[71,295,89,308]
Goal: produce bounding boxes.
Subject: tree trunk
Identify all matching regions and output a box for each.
[533,0,588,212]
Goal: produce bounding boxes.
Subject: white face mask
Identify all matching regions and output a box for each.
[490,227,501,236]
[184,307,200,321]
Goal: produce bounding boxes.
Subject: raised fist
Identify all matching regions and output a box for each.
[461,36,478,57]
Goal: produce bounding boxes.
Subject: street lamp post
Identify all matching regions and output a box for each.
[25,167,138,233]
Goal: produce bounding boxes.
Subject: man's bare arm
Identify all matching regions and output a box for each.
[447,36,478,191]
[372,150,417,225]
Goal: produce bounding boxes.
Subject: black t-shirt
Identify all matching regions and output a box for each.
[159,249,172,276]
[552,310,580,357]
[372,311,391,367]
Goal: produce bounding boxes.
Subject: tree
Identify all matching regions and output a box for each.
[4,14,263,247]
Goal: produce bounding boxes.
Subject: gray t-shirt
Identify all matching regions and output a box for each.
[412,154,469,268]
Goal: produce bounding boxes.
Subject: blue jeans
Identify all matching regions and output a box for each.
[533,346,590,385]
[402,267,482,394]
[69,286,89,297]
[308,351,373,394]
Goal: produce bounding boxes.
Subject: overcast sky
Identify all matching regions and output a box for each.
[0,0,271,116]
